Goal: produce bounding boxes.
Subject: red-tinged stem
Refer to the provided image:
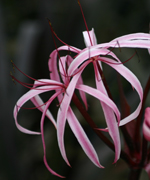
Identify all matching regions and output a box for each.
[128,168,142,180]
[72,93,133,166]
[139,76,150,167]
[77,0,93,46]
[128,76,150,180]
[117,74,137,155]
[140,136,148,167]
[47,18,79,53]
[47,19,67,78]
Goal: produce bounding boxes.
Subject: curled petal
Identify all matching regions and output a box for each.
[14,85,61,134]
[100,57,143,126]
[83,28,97,46]
[41,92,65,178]
[49,47,79,102]
[49,45,80,81]
[31,95,56,128]
[94,39,150,50]
[68,47,118,76]
[76,84,120,122]
[111,33,150,42]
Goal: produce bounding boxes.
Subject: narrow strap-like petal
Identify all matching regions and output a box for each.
[68,47,115,76]
[93,62,120,163]
[76,84,120,122]
[67,107,104,168]
[83,28,97,46]
[94,39,150,50]
[145,163,150,179]
[57,62,89,166]
[111,33,150,42]
[31,95,56,128]
[40,92,65,178]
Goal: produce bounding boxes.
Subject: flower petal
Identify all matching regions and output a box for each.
[145,163,150,179]
[67,107,104,168]
[57,62,89,166]
[99,56,143,126]
[83,28,97,47]
[93,63,120,163]
[143,107,150,141]
[40,92,65,178]
[31,95,56,128]
[14,85,61,134]
[76,84,120,122]
[111,33,150,42]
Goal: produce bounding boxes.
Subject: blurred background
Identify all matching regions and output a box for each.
[0,0,150,179]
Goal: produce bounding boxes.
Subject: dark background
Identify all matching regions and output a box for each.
[0,0,150,179]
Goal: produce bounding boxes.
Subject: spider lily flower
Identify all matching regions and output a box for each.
[13,77,101,177]
[13,55,121,177]
[143,107,150,141]
[49,28,150,165]
[48,54,120,170]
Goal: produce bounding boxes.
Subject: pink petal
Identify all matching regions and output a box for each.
[83,28,97,46]
[93,63,120,163]
[14,85,61,134]
[67,108,104,168]
[76,84,120,122]
[40,92,65,178]
[111,33,150,42]
[68,47,115,76]
[145,163,150,179]
[31,95,56,128]
[143,107,150,141]
[49,45,80,81]
[49,47,79,102]
[94,39,150,50]
[57,62,89,166]
[58,55,88,109]
[99,56,143,126]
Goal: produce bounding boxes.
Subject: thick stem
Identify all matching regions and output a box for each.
[135,76,150,144]
[129,168,142,180]
[140,136,148,167]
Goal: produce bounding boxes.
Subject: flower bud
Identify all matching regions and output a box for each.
[143,107,150,141]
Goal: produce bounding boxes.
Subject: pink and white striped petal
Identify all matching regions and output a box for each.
[14,85,61,134]
[67,107,103,168]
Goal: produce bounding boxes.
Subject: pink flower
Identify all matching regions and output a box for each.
[48,28,150,167]
[143,107,150,141]
[13,52,121,177]
[13,26,150,177]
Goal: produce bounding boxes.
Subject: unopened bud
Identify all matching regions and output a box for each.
[143,107,150,141]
